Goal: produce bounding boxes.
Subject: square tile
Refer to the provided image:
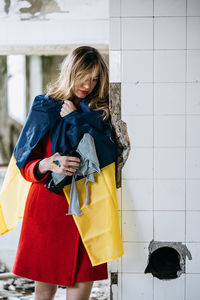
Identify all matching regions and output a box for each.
[154,148,185,179]
[186,274,200,300]
[187,17,200,49]
[109,50,121,82]
[186,83,200,114]
[121,0,153,17]
[154,83,185,114]
[122,115,153,147]
[122,148,153,179]
[122,18,153,49]
[122,242,149,272]
[122,211,153,242]
[154,179,185,210]
[154,17,186,49]
[154,0,186,16]
[187,0,200,16]
[186,115,200,147]
[186,180,200,210]
[186,242,200,272]
[154,50,186,82]
[186,148,200,178]
[122,179,153,210]
[109,0,120,17]
[154,116,185,147]
[154,211,185,241]
[187,50,200,82]
[154,275,185,300]
[122,273,153,300]
[110,17,121,50]
[117,187,122,210]
[110,256,122,272]
[121,83,153,115]
[122,50,153,83]
[186,212,200,242]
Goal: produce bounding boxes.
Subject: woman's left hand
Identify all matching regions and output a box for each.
[60,100,77,117]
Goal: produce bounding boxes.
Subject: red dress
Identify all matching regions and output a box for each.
[12,132,108,286]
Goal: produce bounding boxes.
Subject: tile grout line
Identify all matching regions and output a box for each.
[152,1,155,299]
[119,1,123,299]
[185,1,188,299]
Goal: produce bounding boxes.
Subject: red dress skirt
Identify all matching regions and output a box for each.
[12,132,108,286]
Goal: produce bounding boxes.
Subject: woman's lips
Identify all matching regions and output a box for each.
[79,90,88,94]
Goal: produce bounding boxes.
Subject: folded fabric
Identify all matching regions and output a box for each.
[67,133,101,216]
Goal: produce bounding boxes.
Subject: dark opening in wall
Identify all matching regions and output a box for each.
[144,240,192,280]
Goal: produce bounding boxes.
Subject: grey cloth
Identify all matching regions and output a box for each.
[66,133,101,216]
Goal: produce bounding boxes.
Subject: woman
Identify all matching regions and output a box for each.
[10,46,123,300]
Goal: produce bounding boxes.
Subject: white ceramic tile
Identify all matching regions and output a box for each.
[187,50,200,82]
[109,50,121,82]
[186,274,200,300]
[122,50,153,83]
[110,17,121,50]
[122,211,153,242]
[186,83,200,114]
[154,17,186,49]
[154,211,185,241]
[187,17,200,49]
[154,179,185,210]
[122,179,153,210]
[186,212,200,242]
[122,273,153,300]
[121,0,153,17]
[122,115,153,147]
[110,256,122,272]
[186,243,200,272]
[154,83,185,114]
[154,148,185,179]
[154,0,186,16]
[122,148,153,179]
[154,275,185,300]
[187,0,200,16]
[121,83,153,115]
[122,242,149,272]
[186,180,200,210]
[186,148,200,178]
[154,50,186,82]
[109,0,120,17]
[186,115,200,147]
[154,116,185,147]
[117,187,122,210]
[122,18,153,49]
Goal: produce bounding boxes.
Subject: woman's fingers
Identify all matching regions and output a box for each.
[49,154,81,175]
[60,101,77,117]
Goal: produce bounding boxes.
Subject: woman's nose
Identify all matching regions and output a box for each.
[83,80,91,90]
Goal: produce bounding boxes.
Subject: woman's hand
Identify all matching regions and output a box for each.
[38,152,81,176]
[60,100,77,117]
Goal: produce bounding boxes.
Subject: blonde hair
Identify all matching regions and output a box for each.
[46,46,109,119]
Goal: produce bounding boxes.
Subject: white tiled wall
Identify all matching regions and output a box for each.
[109,0,200,299]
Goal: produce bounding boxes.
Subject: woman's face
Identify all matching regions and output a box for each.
[73,72,99,99]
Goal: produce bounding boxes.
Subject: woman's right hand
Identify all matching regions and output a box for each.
[38,152,81,176]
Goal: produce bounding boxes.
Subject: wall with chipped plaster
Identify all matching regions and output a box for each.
[109,0,200,299]
[0,0,109,54]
